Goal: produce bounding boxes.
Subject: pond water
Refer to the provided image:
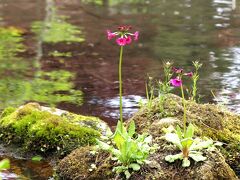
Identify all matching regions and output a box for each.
[0,0,239,178]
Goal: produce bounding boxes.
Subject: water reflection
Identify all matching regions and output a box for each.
[0,0,239,119]
[0,26,83,109]
[0,156,53,180]
[32,0,84,43]
[214,47,240,112]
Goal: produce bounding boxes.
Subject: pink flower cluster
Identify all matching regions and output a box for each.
[170,67,193,87]
[107,25,139,46]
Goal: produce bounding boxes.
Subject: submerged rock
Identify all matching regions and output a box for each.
[57,94,239,179]
[0,103,110,154]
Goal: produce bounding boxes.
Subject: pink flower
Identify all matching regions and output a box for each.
[125,36,132,44]
[116,37,127,46]
[134,31,139,41]
[107,30,116,40]
[172,67,183,74]
[170,78,182,87]
[184,72,193,77]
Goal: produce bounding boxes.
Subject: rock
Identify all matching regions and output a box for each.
[57,145,238,180]
[0,103,110,154]
[57,146,113,180]
[56,94,239,179]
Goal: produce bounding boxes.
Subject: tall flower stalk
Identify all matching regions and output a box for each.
[107,25,139,132]
[180,83,187,133]
[119,46,123,130]
[170,67,192,135]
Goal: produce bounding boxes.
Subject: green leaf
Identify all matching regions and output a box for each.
[0,159,10,170]
[189,152,207,162]
[129,163,141,171]
[31,155,42,162]
[181,138,194,149]
[96,139,111,150]
[124,170,131,179]
[182,157,190,167]
[176,125,183,139]
[190,139,213,151]
[113,131,125,151]
[184,123,194,139]
[165,153,182,163]
[128,121,135,137]
[144,135,152,144]
[165,133,182,149]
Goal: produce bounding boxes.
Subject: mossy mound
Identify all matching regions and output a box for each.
[56,94,239,179]
[57,146,114,180]
[129,94,240,176]
[57,143,237,180]
[0,103,110,154]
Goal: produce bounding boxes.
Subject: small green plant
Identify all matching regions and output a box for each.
[158,61,173,112]
[165,65,216,167]
[159,61,173,95]
[164,125,214,167]
[97,121,157,179]
[190,61,202,102]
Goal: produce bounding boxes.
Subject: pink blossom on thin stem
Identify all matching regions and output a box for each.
[107,30,116,40]
[106,25,138,46]
[170,78,182,87]
[184,72,193,77]
[116,37,127,46]
[172,67,183,74]
[125,36,132,45]
[134,31,139,41]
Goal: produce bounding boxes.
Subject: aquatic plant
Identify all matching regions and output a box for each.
[106,25,138,131]
[97,121,157,179]
[164,66,216,167]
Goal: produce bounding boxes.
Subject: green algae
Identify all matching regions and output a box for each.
[0,103,103,154]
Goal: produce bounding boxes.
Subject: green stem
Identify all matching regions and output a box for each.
[180,83,187,134]
[119,46,124,132]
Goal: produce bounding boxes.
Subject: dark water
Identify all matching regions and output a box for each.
[0,0,239,178]
[0,0,239,124]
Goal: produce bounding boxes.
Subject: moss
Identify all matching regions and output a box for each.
[0,107,16,118]
[57,145,237,180]
[0,103,106,154]
[57,146,113,180]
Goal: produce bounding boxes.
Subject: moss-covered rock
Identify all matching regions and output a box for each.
[57,146,114,180]
[0,103,110,154]
[56,94,239,179]
[57,144,237,180]
[129,94,240,176]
